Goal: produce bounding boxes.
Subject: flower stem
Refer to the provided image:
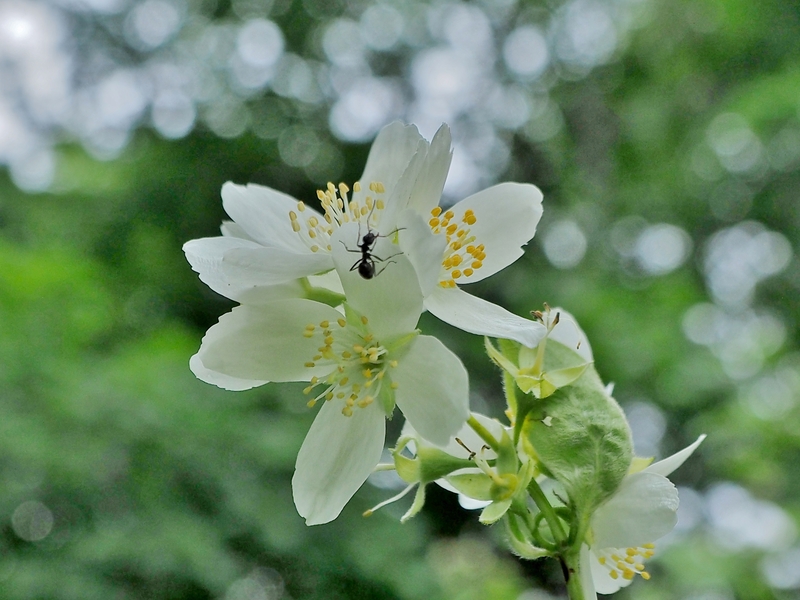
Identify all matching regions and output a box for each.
[467,414,500,451]
[561,547,586,600]
[526,477,567,546]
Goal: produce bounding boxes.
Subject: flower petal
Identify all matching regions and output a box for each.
[425,286,547,348]
[356,121,426,205]
[397,209,449,297]
[184,236,331,301]
[189,353,266,391]
[406,124,452,216]
[331,222,423,338]
[221,182,315,252]
[193,301,342,384]
[644,435,706,478]
[392,334,469,446]
[292,397,386,525]
[452,182,543,283]
[592,472,679,549]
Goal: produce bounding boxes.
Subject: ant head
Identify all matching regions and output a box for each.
[362,231,377,245]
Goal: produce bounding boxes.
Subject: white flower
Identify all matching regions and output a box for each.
[183,121,546,347]
[579,435,706,597]
[190,230,470,525]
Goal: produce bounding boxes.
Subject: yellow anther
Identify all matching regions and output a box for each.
[444,210,454,220]
[451,270,462,279]
[339,182,349,195]
[342,406,353,417]
[325,392,333,401]
[319,320,329,328]
[303,385,314,394]
[310,245,319,252]
[451,241,462,250]
[463,268,473,276]
[353,181,361,192]
[339,377,349,386]
[304,362,315,368]
[464,213,476,225]
[389,360,398,368]
[324,336,334,345]
[471,260,483,269]
[641,572,651,581]
[337,318,346,327]
[376,199,384,209]
[358,396,374,408]
[431,206,442,217]
[297,201,306,211]
[307,399,317,408]
[327,182,336,193]
[310,376,319,384]
[341,350,352,359]
[312,354,322,361]
[456,229,466,238]
[369,182,378,192]
[361,205,369,216]
[361,315,369,324]
[308,230,316,238]
[317,189,326,201]
[352,383,361,393]
[391,381,399,389]
[336,391,345,399]
[353,344,364,353]
[643,544,655,549]
[446,223,458,235]
[451,254,462,265]
[429,217,440,228]
[609,571,618,580]
[598,557,606,565]
[362,368,372,378]
[303,331,314,338]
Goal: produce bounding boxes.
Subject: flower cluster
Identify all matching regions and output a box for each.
[184,121,705,599]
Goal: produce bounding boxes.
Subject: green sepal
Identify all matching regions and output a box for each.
[480,499,512,524]
[505,515,550,560]
[495,429,518,475]
[400,485,427,522]
[393,437,474,484]
[303,281,346,307]
[523,362,633,525]
[445,472,493,501]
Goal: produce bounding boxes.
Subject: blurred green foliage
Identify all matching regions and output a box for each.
[1,0,800,598]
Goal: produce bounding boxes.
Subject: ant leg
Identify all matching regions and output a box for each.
[369,250,404,263]
[373,260,397,276]
[339,240,361,254]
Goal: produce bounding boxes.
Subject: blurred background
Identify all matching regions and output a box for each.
[1,0,799,598]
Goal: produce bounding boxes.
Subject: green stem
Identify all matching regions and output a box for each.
[561,547,587,600]
[467,414,500,452]
[526,477,567,546]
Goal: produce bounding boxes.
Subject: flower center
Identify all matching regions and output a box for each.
[428,206,486,288]
[288,181,388,253]
[594,543,655,582]
[301,314,399,416]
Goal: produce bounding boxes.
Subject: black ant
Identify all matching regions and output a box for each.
[343,226,403,279]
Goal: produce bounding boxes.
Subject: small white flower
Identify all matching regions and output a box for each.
[190,228,469,525]
[184,121,546,346]
[579,435,706,597]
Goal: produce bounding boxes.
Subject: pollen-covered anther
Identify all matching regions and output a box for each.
[594,544,655,584]
[430,207,487,287]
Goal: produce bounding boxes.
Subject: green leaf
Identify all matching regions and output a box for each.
[522,362,632,522]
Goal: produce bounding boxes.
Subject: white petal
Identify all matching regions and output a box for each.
[331,223,423,338]
[644,435,706,478]
[425,286,547,348]
[392,335,469,446]
[194,301,341,383]
[397,209,448,297]
[293,397,386,525]
[452,182,544,283]
[592,472,679,549]
[356,122,425,203]
[580,545,600,600]
[189,353,266,391]
[184,236,331,301]
[587,546,634,596]
[220,220,254,240]
[545,307,593,362]
[406,124,452,215]
[221,182,314,252]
